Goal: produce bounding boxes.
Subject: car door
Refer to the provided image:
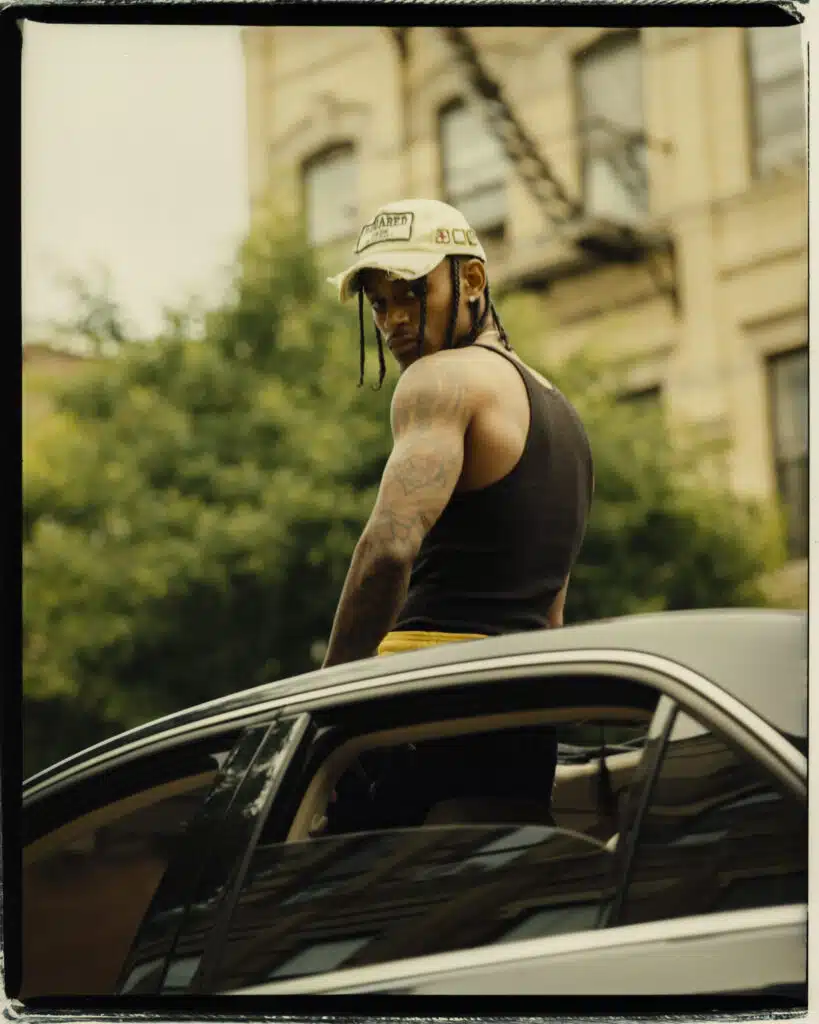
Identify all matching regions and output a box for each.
[382,702,808,997]
[21,721,267,999]
[596,702,807,998]
[209,652,805,999]
[250,904,805,996]
[194,659,671,994]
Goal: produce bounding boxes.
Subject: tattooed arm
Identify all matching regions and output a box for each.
[322,357,472,668]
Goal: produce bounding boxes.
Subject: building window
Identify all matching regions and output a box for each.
[747,27,806,177]
[303,145,359,247]
[768,347,808,559]
[439,99,507,237]
[575,31,648,222]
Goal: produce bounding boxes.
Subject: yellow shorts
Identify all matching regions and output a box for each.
[377,629,487,656]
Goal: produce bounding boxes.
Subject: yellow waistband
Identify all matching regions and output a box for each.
[378,630,488,656]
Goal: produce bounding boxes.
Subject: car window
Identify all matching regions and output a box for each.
[211,825,614,990]
[153,715,310,995]
[615,710,807,927]
[300,718,650,846]
[22,733,240,998]
[116,724,273,996]
[202,691,660,993]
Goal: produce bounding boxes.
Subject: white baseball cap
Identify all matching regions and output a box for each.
[328,198,487,302]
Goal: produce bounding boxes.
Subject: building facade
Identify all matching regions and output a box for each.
[244,26,807,584]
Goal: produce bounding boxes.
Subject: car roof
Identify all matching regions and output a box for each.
[26,608,806,788]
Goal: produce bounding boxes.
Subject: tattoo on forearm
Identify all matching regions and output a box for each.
[323,360,470,667]
[323,549,411,667]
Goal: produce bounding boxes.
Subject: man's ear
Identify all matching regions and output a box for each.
[462,258,487,300]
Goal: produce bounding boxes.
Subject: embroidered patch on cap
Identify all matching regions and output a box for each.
[356,212,414,253]
[435,228,451,244]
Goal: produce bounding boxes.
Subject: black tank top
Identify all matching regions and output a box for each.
[395,344,594,636]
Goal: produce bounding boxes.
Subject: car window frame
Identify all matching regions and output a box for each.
[234,647,804,897]
[162,713,312,995]
[198,663,674,993]
[207,647,805,793]
[113,723,274,995]
[601,694,678,926]
[608,699,808,932]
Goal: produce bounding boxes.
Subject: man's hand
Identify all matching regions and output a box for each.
[322,356,472,668]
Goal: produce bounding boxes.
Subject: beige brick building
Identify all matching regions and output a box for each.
[249,26,805,594]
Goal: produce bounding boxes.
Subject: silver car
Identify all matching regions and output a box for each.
[20,609,807,1005]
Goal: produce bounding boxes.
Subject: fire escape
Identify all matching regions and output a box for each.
[390,27,677,307]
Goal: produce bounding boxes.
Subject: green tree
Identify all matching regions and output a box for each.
[23,213,784,775]
[23,210,389,773]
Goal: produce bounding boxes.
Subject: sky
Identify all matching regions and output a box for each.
[22,23,250,340]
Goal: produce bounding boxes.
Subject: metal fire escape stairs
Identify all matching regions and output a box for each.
[391,27,678,309]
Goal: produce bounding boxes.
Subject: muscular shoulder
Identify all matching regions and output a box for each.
[390,350,484,437]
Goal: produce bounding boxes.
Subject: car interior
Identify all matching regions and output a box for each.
[286,703,654,851]
[22,742,232,1001]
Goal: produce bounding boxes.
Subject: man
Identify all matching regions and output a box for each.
[322,198,594,669]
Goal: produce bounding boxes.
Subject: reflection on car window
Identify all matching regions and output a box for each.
[457,825,552,871]
[22,737,238,998]
[498,902,601,943]
[266,937,373,980]
[151,716,308,995]
[212,826,614,990]
[617,711,806,927]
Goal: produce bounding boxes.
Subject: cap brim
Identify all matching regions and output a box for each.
[327,250,446,302]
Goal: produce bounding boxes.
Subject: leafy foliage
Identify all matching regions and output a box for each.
[24,213,389,771]
[23,214,783,774]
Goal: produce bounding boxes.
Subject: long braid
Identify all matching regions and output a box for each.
[490,302,511,349]
[448,256,503,350]
[485,282,511,349]
[416,277,428,363]
[357,289,366,386]
[444,257,460,350]
[468,297,481,342]
[464,287,492,348]
[374,327,386,390]
[359,285,387,390]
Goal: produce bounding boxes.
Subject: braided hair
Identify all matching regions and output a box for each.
[416,276,428,364]
[356,257,511,389]
[450,256,511,351]
[487,282,511,349]
[443,257,461,351]
[357,288,366,386]
[357,286,388,390]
